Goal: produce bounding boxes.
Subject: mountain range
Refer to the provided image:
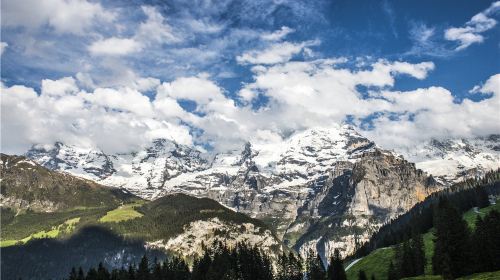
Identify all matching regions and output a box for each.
[20,124,500,260]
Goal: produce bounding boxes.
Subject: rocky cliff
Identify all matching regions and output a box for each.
[23,124,498,258]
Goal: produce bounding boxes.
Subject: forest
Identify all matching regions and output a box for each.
[66,172,500,280]
[66,242,350,280]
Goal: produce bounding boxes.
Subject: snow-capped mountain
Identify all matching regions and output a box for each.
[24,124,500,259]
[399,135,500,184]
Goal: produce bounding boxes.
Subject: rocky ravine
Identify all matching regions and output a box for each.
[25,124,499,259]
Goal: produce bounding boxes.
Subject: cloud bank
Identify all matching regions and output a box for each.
[2,52,499,154]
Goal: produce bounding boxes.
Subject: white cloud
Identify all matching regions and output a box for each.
[0,78,193,154]
[236,40,320,65]
[1,0,115,34]
[136,6,181,44]
[1,57,498,155]
[88,6,179,57]
[261,26,295,41]
[89,37,143,56]
[0,42,8,55]
[364,74,500,148]
[157,75,226,106]
[444,1,500,50]
[41,77,78,96]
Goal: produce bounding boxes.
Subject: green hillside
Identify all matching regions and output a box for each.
[346,200,500,280]
[402,270,500,280]
[0,154,274,248]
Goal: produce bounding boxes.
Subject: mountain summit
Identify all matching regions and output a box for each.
[24,125,499,258]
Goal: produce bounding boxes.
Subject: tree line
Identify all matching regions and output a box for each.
[386,197,500,280]
[354,170,500,259]
[66,242,356,280]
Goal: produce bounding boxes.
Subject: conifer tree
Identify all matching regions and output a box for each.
[128,264,136,280]
[432,198,471,278]
[326,249,346,280]
[358,270,367,280]
[137,255,150,280]
[305,249,325,280]
[387,261,398,280]
[411,233,426,276]
[399,239,414,278]
[97,262,110,280]
[78,267,85,280]
[69,267,78,280]
[86,267,98,280]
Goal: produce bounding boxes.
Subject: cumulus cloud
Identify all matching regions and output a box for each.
[236,40,320,65]
[0,79,193,154]
[444,1,500,50]
[89,37,143,56]
[1,0,115,34]
[1,55,498,155]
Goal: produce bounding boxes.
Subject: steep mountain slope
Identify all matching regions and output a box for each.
[23,124,459,259]
[1,157,283,279]
[290,150,438,260]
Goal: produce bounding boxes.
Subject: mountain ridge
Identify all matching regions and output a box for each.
[21,125,500,259]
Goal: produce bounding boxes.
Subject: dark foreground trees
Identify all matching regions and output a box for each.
[67,241,354,280]
[387,196,500,280]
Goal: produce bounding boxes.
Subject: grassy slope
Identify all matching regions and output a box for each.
[346,200,500,280]
[99,201,144,223]
[1,206,112,242]
[402,270,500,280]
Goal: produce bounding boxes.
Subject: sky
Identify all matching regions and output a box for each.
[1,0,499,154]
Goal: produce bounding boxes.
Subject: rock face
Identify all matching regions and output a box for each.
[24,124,499,258]
[146,217,280,262]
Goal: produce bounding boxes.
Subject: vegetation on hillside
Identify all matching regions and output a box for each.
[64,243,351,280]
[346,172,500,280]
[0,154,134,212]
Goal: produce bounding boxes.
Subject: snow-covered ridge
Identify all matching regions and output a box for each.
[25,124,377,198]
[23,125,500,259]
[397,135,500,184]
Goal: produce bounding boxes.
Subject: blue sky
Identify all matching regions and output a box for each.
[1,0,499,154]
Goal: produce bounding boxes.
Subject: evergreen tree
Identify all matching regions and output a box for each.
[399,239,414,278]
[170,256,190,280]
[387,261,398,280]
[305,250,325,280]
[151,259,162,280]
[326,249,346,280]
[432,198,472,278]
[78,267,85,280]
[137,255,150,280]
[127,264,136,280]
[97,262,110,280]
[483,210,500,271]
[86,268,98,280]
[472,216,491,272]
[358,270,367,280]
[411,233,426,276]
[192,251,211,280]
[277,252,302,280]
[69,267,78,280]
